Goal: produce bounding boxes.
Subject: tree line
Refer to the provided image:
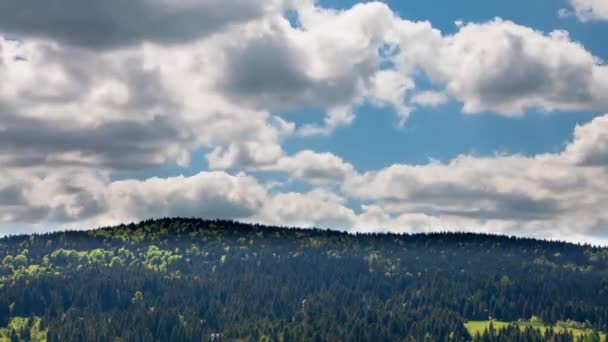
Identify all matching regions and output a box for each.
[0,218,607,341]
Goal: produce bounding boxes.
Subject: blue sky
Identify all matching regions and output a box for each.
[118,0,608,175]
[282,0,608,171]
[1,0,608,243]
[282,102,602,171]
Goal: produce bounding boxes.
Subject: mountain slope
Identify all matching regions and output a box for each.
[0,218,607,341]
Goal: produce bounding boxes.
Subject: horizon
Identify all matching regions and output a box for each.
[1,0,608,244]
[2,217,607,248]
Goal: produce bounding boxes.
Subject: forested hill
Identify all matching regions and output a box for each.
[1,218,607,341]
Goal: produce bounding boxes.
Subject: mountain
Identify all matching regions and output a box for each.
[0,218,607,341]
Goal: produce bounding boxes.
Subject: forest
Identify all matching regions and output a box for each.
[0,218,607,341]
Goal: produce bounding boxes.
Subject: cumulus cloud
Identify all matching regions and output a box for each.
[257,189,357,229]
[344,155,570,221]
[0,38,194,169]
[0,0,283,49]
[214,1,441,133]
[0,35,295,172]
[0,112,192,170]
[275,150,356,184]
[208,146,356,185]
[0,168,107,224]
[563,114,608,166]
[0,1,435,172]
[368,70,414,123]
[410,91,449,108]
[1,1,608,244]
[105,172,268,223]
[0,169,269,226]
[207,142,285,171]
[297,105,356,136]
[0,168,361,235]
[430,19,608,115]
[343,114,608,240]
[562,0,608,22]
[2,110,608,243]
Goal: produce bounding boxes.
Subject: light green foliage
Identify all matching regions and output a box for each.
[308,238,324,249]
[9,264,48,281]
[366,252,383,273]
[146,245,160,258]
[109,256,124,268]
[1,255,13,267]
[50,249,88,265]
[143,245,182,272]
[557,320,593,330]
[23,265,46,277]
[90,224,133,242]
[186,245,201,256]
[132,291,144,303]
[8,317,29,333]
[530,315,543,325]
[0,316,46,342]
[465,319,607,341]
[13,255,27,268]
[582,332,603,342]
[167,255,182,266]
[117,247,135,264]
[366,252,400,276]
[89,248,111,264]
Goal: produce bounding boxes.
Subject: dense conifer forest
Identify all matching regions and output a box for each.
[0,218,607,341]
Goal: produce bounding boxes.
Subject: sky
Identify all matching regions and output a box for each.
[1,0,608,244]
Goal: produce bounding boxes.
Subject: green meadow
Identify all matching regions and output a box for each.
[465,319,606,341]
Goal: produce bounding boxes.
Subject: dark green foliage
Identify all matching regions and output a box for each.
[0,218,607,341]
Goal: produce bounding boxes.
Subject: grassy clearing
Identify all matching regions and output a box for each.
[465,319,606,341]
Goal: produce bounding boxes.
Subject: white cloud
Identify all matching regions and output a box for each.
[563,114,608,166]
[563,0,608,22]
[368,70,414,123]
[207,143,285,171]
[214,1,444,134]
[104,172,268,224]
[0,1,440,172]
[209,145,356,185]
[0,167,108,223]
[257,189,357,229]
[410,91,449,108]
[1,1,608,244]
[275,150,356,184]
[297,105,356,136]
[343,114,608,241]
[429,19,608,115]
[0,0,285,48]
[0,168,361,235]
[0,36,294,172]
[3,109,608,243]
